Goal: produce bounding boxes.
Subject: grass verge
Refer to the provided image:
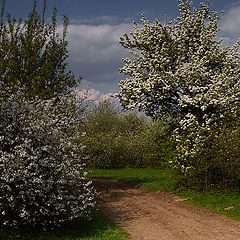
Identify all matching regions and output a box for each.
[177,189,240,221]
[0,209,129,240]
[90,168,176,191]
[90,168,240,221]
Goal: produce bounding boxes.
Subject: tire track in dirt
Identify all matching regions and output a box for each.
[95,179,240,240]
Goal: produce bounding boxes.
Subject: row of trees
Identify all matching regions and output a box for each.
[81,101,175,168]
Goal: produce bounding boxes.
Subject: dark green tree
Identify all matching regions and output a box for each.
[0,0,77,99]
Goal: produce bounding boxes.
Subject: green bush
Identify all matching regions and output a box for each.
[81,101,175,168]
[211,124,240,189]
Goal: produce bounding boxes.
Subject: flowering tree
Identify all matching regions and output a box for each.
[119,0,240,187]
[0,0,95,229]
[0,90,95,229]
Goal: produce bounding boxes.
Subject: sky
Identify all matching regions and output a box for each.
[3,0,240,97]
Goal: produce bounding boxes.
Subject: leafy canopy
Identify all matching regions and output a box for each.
[0,0,77,99]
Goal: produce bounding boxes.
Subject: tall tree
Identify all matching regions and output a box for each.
[0,0,77,99]
[119,0,240,122]
[119,0,240,187]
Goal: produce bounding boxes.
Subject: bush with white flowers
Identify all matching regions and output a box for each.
[119,0,240,188]
[0,90,95,229]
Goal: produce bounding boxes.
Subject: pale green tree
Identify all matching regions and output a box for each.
[0,0,77,99]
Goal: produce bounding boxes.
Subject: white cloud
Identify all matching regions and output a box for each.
[57,22,132,92]
[74,89,100,101]
[67,23,131,64]
[74,88,119,105]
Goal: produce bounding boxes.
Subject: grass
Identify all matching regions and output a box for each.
[90,168,240,221]
[90,168,176,191]
[0,209,129,240]
[177,189,240,221]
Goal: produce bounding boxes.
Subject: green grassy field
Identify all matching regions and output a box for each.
[0,209,129,240]
[90,168,240,221]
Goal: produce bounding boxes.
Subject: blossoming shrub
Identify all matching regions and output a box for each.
[119,0,240,189]
[0,92,95,229]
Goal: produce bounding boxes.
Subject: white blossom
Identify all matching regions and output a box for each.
[0,90,96,229]
[119,1,240,174]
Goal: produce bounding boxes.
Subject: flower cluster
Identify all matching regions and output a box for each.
[0,91,95,229]
[119,0,240,180]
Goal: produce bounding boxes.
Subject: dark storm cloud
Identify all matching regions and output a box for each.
[61,22,132,92]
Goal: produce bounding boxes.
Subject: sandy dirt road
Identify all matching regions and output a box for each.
[95,180,240,240]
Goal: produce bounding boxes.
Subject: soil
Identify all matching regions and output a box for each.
[94,179,240,240]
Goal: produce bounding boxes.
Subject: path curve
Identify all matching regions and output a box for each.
[95,179,240,240]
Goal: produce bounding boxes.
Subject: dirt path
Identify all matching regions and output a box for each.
[94,179,240,240]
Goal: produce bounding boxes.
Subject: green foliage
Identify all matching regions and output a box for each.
[179,122,240,190]
[82,101,175,168]
[0,0,77,99]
